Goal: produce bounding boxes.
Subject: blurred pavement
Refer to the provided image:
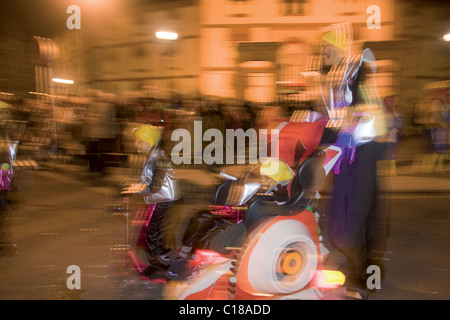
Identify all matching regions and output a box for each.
[1,134,448,301]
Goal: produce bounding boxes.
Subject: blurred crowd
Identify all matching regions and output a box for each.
[10,88,293,175]
[4,80,450,176]
[410,81,450,174]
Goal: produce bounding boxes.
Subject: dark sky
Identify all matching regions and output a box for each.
[0,0,174,38]
[0,0,72,37]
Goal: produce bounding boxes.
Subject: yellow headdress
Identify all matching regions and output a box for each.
[321,30,348,51]
[133,124,162,147]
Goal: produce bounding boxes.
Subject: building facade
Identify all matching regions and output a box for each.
[199,0,396,103]
[0,17,35,101]
[51,0,200,97]
[47,0,449,121]
[50,0,397,99]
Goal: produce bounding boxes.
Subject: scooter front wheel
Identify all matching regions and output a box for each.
[235,217,318,295]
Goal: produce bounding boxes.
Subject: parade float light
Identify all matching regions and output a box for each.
[314,270,346,289]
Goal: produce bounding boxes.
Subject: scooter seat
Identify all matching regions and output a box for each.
[243,155,324,231]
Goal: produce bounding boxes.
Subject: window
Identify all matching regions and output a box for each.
[280,0,307,16]
[227,0,253,17]
[131,46,147,58]
[230,28,250,42]
[340,0,362,16]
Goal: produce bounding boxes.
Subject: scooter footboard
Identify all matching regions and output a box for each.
[167,260,233,300]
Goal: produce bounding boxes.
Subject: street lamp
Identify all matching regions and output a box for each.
[52,78,74,85]
[50,77,74,147]
[155,31,179,90]
[155,31,178,40]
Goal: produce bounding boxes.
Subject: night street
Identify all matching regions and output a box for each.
[0,162,449,300]
[0,0,449,305]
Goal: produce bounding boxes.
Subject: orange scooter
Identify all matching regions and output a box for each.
[165,119,346,300]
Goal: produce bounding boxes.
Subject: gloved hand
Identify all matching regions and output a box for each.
[121,182,148,195]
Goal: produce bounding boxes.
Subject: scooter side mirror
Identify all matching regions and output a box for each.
[219,170,237,181]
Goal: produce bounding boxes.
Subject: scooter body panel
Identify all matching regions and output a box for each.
[171,208,330,300]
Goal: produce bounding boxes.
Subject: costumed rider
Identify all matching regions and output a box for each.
[318,22,389,299]
[163,157,296,281]
[124,124,184,278]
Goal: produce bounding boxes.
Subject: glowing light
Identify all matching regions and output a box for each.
[194,250,228,265]
[315,270,346,288]
[52,78,74,84]
[155,31,179,40]
[443,33,450,42]
[29,92,49,96]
